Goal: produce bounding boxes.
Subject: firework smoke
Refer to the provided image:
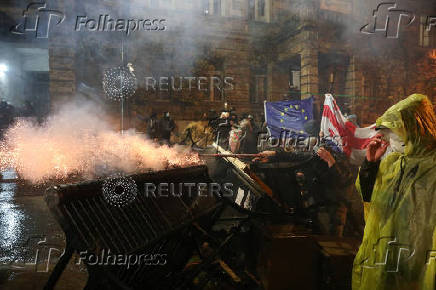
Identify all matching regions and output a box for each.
[0,100,200,183]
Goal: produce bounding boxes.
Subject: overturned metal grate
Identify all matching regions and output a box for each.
[44,165,223,289]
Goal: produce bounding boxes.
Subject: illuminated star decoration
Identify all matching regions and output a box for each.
[102,174,138,207]
[102,66,137,101]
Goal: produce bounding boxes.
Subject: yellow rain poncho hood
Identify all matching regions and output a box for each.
[353,94,436,290]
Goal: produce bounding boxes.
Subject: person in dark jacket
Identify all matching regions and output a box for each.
[146,113,159,140]
[159,112,176,145]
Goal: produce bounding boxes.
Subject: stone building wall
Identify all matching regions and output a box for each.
[49,0,76,109]
[2,0,434,129]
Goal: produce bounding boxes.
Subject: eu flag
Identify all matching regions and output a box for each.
[264,97,314,138]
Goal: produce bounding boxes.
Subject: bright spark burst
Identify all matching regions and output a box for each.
[0,103,201,184]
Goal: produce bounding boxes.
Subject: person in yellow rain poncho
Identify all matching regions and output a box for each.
[178,121,214,148]
[352,94,436,290]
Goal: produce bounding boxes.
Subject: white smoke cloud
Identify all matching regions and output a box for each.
[0,99,200,183]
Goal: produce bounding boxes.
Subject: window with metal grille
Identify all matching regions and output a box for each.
[213,0,222,16]
[250,66,267,104]
[259,0,265,17]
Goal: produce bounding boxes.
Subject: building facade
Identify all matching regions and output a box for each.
[0,0,435,129]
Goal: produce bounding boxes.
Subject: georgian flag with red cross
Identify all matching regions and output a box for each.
[320,94,377,165]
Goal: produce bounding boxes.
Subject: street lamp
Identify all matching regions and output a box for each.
[0,64,7,78]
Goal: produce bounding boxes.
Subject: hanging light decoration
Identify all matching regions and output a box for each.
[102,65,137,101]
[102,174,138,207]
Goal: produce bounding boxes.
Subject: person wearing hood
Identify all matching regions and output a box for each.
[353,94,436,290]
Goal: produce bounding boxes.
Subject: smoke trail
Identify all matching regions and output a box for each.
[0,100,200,183]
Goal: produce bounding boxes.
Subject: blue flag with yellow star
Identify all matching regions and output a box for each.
[264,97,314,138]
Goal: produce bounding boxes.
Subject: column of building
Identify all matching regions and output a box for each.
[48,0,76,109]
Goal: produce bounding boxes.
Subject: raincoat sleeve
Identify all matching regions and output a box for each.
[357,159,380,202]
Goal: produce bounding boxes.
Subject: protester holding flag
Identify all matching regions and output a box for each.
[255,114,355,236]
[319,93,377,235]
[303,120,355,236]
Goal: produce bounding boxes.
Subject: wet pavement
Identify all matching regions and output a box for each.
[0,170,87,290]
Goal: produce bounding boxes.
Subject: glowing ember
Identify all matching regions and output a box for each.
[427,49,436,62]
[0,101,200,183]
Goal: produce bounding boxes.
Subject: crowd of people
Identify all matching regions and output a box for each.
[143,108,363,237]
[252,119,363,238]
[144,109,265,153]
[189,94,436,290]
[211,111,261,154]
